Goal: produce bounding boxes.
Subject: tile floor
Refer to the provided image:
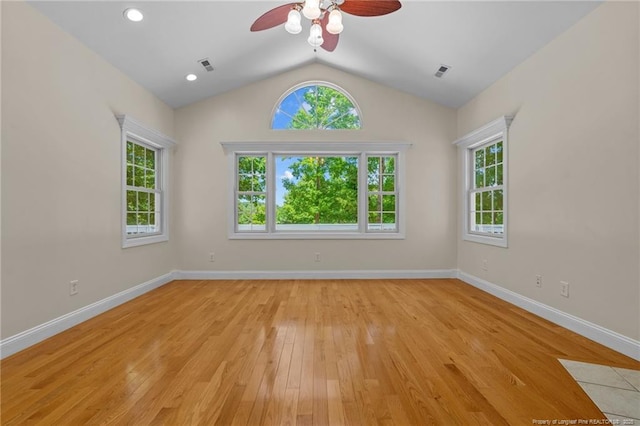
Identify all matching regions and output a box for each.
[559,359,640,424]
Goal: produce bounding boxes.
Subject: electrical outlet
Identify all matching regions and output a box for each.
[536,275,542,288]
[315,252,321,262]
[209,252,215,262]
[481,259,488,271]
[69,280,79,296]
[560,281,569,298]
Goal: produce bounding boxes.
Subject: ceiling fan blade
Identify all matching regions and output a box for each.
[320,12,339,52]
[340,0,401,17]
[250,3,299,32]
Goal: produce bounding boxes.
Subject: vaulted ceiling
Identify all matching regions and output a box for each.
[30,1,602,109]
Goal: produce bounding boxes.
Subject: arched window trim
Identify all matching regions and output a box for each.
[270,81,363,130]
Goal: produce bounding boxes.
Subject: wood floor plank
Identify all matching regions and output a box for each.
[2,279,638,425]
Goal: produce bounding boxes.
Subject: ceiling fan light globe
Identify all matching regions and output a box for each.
[326,10,344,34]
[285,10,302,34]
[285,22,302,34]
[308,22,324,47]
[308,34,324,47]
[302,0,322,20]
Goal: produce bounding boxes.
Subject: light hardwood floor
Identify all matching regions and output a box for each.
[1,279,638,425]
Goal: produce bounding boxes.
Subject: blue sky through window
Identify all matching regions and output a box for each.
[276,157,296,206]
[272,87,310,129]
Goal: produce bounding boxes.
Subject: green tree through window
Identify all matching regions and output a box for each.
[276,156,359,230]
[272,84,361,130]
[266,83,363,231]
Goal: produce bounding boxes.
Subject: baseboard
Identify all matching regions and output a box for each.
[457,270,640,361]
[173,269,457,280]
[0,272,175,359]
[10,269,632,361]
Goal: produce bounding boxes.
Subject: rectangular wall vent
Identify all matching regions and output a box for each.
[435,64,451,78]
[198,58,214,72]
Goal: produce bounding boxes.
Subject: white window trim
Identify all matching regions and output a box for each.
[220,141,411,240]
[117,115,176,248]
[453,116,513,248]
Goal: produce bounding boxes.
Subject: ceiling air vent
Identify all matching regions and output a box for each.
[198,58,214,72]
[434,64,451,78]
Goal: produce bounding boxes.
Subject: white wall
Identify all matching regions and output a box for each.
[174,63,458,273]
[1,2,177,338]
[456,1,639,340]
[2,0,637,355]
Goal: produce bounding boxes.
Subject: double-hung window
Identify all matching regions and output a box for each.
[454,116,513,247]
[222,142,410,239]
[117,115,176,248]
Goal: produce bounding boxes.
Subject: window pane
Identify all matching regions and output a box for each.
[251,195,266,224]
[127,142,134,162]
[482,212,492,224]
[238,157,253,174]
[482,191,492,210]
[368,195,381,211]
[237,194,266,230]
[494,211,504,226]
[145,148,155,169]
[486,166,496,186]
[474,192,481,210]
[149,193,156,211]
[138,192,149,212]
[496,141,503,163]
[275,156,358,231]
[127,190,137,211]
[252,174,266,192]
[494,190,503,211]
[368,175,380,192]
[134,144,146,167]
[486,145,496,166]
[239,174,252,192]
[272,84,361,130]
[126,165,134,186]
[237,195,253,224]
[382,213,395,224]
[127,213,137,226]
[368,212,381,224]
[382,195,395,212]
[253,157,266,174]
[497,164,503,186]
[134,166,145,187]
[138,212,149,225]
[145,169,156,189]
[368,156,380,173]
[382,175,395,191]
[475,169,484,188]
[383,157,395,174]
[475,149,484,170]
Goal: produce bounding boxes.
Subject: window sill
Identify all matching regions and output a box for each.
[229,232,405,240]
[122,234,169,248]
[462,233,507,248]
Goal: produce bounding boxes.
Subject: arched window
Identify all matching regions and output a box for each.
[272,83,361,130]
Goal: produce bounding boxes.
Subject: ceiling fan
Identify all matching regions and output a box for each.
[250,0,402,52]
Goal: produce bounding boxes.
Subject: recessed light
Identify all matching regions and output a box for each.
[186,74,198,82]
[124,8,144,22]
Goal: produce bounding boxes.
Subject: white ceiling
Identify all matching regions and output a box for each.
[29,1,602,109]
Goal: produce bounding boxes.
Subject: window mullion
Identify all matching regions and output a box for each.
[359,152,367,233]
[267,153,275,233]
